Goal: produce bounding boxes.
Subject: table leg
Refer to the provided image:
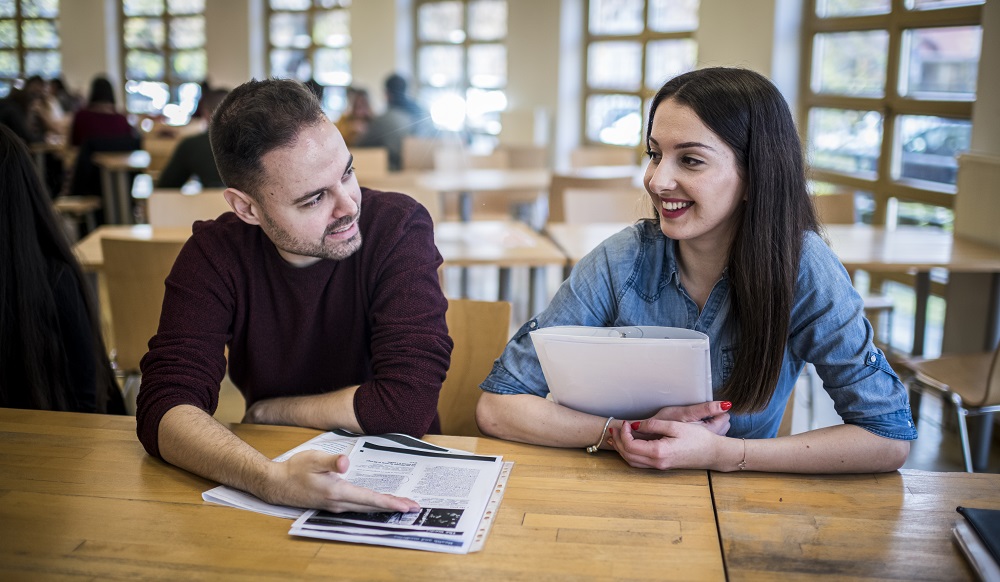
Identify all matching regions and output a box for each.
[912,271,930,357]
[459,191,472,222]
[529,266,544,318]
[986,272,1000,351]
[968,413,995,472]
[115,171,132,225]
[498,268,512,302]
[100,167,116,224]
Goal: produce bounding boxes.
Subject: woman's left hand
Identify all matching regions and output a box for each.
[611,418,724,470]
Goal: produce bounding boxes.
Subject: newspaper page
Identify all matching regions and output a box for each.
[202,430,483,519]
[289,436,510,554]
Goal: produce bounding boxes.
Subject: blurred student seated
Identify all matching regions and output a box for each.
[157,88,229,189]
[356,73,434,170]
[0,124,125,414]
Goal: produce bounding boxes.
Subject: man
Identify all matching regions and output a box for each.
[156,88,229,188]
[356,73,434,170]
[136,79,452,513]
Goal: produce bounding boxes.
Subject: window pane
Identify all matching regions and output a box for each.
[466,87,506,134]
[468,44,506,89]
[812,31,888,96]
[170,16,204,50]
[126,50,165,80]
[0,49,18,76]
[315,0,351,7]
[900,26,980,100]
[587,93,642,146]
[318,84,347,118]
[171,49,205,81]
[908,0,984,10]
[314,9,349,47]
[23,19,58,48]
[589,0,643,35]
[648,0,699,33]
[25,50,58,76]
[167,0,204,14]
[468,0,506,41]
[0,81,10,98]
[588,41,641,91]
[124,0,164,17]
[895,200,954,229]
[895,115,970,186]
[125,80,169,113]
[0,21,15,48]
[270,0,309,9]
[270,49,310,80]
[418,1,464,43]
[807,107,883,177]
[418,45,463,87]
[0,3,14,18]
[646,39,696,89]
[22,0,58,18]
[816,0,890,17]
[270,12,309,49]
[313,47,350,85]
[125,18,165,50]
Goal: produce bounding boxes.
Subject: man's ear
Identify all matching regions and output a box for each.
[224,187,262,225]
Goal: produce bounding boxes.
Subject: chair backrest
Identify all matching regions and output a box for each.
[351,147,390,180]
[547,173,636,223]
[400,184,443,224]
[147,189,231,227]
[561,186,650,224]
[439,299,512,437]
[433,148,510,171]
[401,136,440,171]
[569,146,635,168]
[812,192,857,225]
[497,144,548,169]
[144,136,181,175]
[101,238,186,372]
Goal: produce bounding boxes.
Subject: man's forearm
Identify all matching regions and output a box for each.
[242,385,363,433]
[158,405,278,500]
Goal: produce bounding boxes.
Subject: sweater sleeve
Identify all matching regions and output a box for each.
[352,197,453,436]
[135,232,232,457]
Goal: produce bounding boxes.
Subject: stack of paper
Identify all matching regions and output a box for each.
[203,430,512,554]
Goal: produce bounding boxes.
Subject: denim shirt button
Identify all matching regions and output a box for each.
[870,355,877,363]
[529,321,537,328]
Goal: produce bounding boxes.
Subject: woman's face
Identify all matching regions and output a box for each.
[643,98,745,250]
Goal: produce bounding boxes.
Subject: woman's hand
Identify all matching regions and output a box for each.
[627,400,732,441]
[611,417,727,470]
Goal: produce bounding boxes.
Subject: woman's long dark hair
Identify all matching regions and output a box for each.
[646,67,818,413]
[0,124,119,412]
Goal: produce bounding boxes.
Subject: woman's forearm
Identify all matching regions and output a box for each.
[476,392,614,449]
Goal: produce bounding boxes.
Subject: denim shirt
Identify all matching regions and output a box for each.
[481,220,917,441]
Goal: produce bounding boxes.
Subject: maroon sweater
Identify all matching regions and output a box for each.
[136,189,453,458]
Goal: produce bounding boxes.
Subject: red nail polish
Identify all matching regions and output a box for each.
[721,401,733,411]
[630,421,641,430]
[609,427,615,435]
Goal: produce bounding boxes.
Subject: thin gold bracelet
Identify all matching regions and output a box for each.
[737,437,747,471]
[586,416,614,454]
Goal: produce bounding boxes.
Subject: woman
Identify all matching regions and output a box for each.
[477,68,915,473]
[0,124,124,414]
[69,76,135,147]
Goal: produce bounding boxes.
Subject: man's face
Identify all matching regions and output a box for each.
[254,122,363,267]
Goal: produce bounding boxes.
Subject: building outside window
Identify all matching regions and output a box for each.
[583,0,699,154]
[802,0,985,355]
[121,0,206,125]
[0,0,60,97]
[414,0,507,145]
[266,0,351,118]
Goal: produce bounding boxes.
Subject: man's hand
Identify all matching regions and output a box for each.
[261,450,420,513]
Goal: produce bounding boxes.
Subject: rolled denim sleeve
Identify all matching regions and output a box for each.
[788,233,917,440]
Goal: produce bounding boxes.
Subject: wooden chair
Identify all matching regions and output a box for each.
[497,144,548,169]
[101,238,185,413]
[351,147,389,180]
[546,173,637,224]
[813,192,895,346]
[439,299,512,437]
[901,345,1000,472]
[146,189,231,227]
[401,136,441,171]
[569,146,635,168]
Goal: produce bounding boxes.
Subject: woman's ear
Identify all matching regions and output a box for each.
[223,188,262,226]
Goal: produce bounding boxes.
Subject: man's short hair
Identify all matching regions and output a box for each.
[209,78,327,199]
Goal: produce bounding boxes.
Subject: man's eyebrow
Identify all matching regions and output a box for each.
[290,154,356,205]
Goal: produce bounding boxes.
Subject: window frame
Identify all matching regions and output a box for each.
[581,0,699,155]
[799,0,983,222]
[0,0,61,93]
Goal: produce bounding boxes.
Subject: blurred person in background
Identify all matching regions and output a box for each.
[357,73,434,170]
[335,86,373,148]
[157,88,230,189]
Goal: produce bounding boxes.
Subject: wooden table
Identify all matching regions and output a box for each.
[711,469,1000,580]
[0,408,723,580]
[74,224,192,272]
[545,223,1000,357]
[91,150,151,225]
